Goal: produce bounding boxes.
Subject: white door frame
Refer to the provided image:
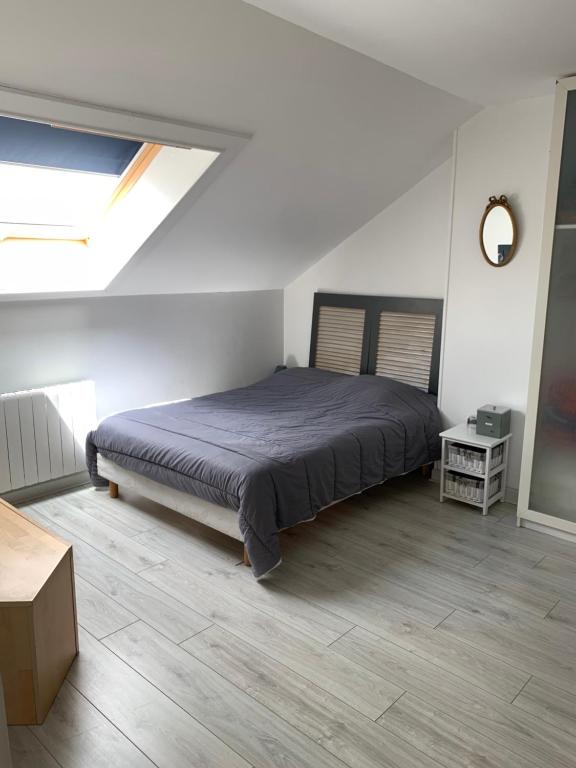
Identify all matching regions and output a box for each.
[517,75,576,536]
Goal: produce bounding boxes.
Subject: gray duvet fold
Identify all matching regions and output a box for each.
[86,367,441,577]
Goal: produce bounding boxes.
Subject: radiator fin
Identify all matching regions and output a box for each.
[0,380,96,493]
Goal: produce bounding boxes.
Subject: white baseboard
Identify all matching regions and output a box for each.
[504,486,518,505]
[521,519,576,544]
[2,471,90,506]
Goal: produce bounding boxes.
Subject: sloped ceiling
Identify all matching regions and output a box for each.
[244,0,576,105]
[0,0,477,294]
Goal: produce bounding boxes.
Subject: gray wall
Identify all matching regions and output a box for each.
[0,291,283,419]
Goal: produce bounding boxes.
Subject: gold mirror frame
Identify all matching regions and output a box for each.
[479,194,518,267]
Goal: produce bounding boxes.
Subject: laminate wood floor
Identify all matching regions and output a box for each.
[8,474,576,768]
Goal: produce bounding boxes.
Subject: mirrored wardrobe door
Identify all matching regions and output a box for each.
[529,88,576,524]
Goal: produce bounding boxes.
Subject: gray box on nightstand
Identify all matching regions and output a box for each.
[476,405,511,438]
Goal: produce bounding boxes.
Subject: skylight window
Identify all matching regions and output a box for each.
[0,92,241,296]
[0,116,143,241]
[0,163,120,240]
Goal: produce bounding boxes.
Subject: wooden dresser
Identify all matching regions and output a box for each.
[0,497,78,725]
[0,680,11,768]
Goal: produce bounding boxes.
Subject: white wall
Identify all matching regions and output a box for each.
[0,291,283,420]
[284,95,555,495]
[440,96,553,491]
[0,0,475,297]
[284,160,453,365]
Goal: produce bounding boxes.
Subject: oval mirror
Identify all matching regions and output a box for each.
[479,195,517,267]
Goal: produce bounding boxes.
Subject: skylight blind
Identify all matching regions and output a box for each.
[0,116,142,175]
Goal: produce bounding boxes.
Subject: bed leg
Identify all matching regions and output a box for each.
[421,463,434,480]
[109,481,119,499]
[242,546,251,567]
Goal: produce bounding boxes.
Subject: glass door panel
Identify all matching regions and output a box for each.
[530,90,576,522]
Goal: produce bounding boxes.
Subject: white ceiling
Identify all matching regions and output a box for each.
[244,0,576,105]
[0,0,477,294]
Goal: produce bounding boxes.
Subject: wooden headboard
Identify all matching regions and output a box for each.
[309,292,443,395]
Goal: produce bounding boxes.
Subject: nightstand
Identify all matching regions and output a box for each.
[439,423,511,515]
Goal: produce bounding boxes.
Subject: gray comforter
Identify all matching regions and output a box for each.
[87,367,441,577]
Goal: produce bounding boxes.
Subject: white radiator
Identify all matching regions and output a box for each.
[0,380,96,493]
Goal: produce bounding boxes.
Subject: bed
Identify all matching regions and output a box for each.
[86,293,444,578]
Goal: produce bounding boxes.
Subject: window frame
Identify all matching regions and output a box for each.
[0,85,250,300]
[0,142,159,243]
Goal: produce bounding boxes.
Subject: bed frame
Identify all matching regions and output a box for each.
[99,292,444,566]
[309,292,443,394]
[99,454,242,541]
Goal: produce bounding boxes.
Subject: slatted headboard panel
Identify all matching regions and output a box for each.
[309,293,443,395]
[314,305,366,375]
[375,311,436,391]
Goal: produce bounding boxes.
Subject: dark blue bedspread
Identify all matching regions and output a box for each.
[87,368,441,577]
